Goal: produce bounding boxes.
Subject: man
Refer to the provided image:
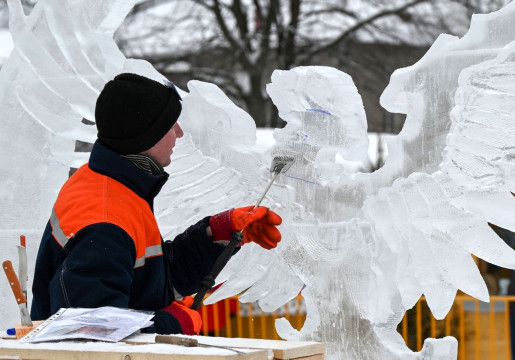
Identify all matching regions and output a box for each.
[31,73,282,335]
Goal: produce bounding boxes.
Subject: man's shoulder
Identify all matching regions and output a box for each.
[55,165,161,250]
[62,165,143,204]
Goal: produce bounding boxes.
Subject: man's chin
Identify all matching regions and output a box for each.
[162,157,172,167]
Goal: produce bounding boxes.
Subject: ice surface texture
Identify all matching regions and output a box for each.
[0,0,168,335]
[0,1,514,360]
[205,3,515,360]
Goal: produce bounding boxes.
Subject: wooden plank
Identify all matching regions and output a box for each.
[125,335,324,359]
[0,348,263,360]
[293,355,324,360]
[0,340,267,360]
[272,342,324,360]
[0,335,324,360]
[188,336,325,359]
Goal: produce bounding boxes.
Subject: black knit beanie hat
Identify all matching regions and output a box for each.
[95,73,182,155]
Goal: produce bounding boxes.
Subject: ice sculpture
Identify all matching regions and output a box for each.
[0,0,513,359]
[204,3,515,360]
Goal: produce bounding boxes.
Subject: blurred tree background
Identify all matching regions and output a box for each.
[0,0,510,132]
[115,0,510,131]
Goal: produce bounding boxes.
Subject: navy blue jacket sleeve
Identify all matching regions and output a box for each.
[31,222,69,320]
[166,216,236,296]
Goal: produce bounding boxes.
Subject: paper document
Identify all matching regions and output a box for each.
[20,307,154,343]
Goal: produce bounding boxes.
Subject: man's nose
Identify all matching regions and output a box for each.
[175,123,184,138]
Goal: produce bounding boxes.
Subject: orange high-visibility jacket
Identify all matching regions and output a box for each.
[31,141,227,334]
[51,164,163,269]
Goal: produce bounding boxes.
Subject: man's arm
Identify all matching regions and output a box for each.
[167,206,282,297]
[165,217,230,297]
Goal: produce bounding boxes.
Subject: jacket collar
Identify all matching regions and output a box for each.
[88,141,169,209]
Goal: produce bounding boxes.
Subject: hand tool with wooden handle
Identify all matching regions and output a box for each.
[17,235,28,299]
[126,334,243,353]
[191,156,294,310]
[154,335,244,353]
[155,334,198,346]
[3,260,33,327]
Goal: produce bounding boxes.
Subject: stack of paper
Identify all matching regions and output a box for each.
[20,307,154,343]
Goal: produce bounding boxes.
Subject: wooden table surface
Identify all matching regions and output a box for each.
[0,334,325,360]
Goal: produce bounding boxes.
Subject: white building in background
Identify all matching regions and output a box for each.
[0,29,12,66]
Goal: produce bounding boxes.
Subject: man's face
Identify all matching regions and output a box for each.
[141,122,184,167]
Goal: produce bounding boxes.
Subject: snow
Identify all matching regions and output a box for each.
[256,128,276,149]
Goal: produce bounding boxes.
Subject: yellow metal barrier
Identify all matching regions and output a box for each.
[401,295,515,360]
[200,295,515,359]
[199,295,306,339]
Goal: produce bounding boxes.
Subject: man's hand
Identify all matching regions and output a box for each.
[162,296,202,335]
[209,206,282,249]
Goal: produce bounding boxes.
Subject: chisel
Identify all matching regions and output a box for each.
[17,235,28,300]
[191,156,294,310]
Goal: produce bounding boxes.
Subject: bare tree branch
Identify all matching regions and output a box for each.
[210,0,252,68]
[231,0,249,46]
[299,0,431,63]
[253,0,263,28]
[299,6,357,20]
[281,0,300,69]
[126,0,175,19]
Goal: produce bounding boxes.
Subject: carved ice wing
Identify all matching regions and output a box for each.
[443,40,515,225]
[363,40,515,321]
[0,0,135,239]
[366,5,515,319]
[0,0,136,219]
[0,0,139,329]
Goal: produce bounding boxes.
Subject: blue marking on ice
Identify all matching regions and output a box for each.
[266,168,321,185]
[305,108,332,116]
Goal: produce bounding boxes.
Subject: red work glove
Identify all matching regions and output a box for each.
[209,206,282,249]
[162,296,202,335]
